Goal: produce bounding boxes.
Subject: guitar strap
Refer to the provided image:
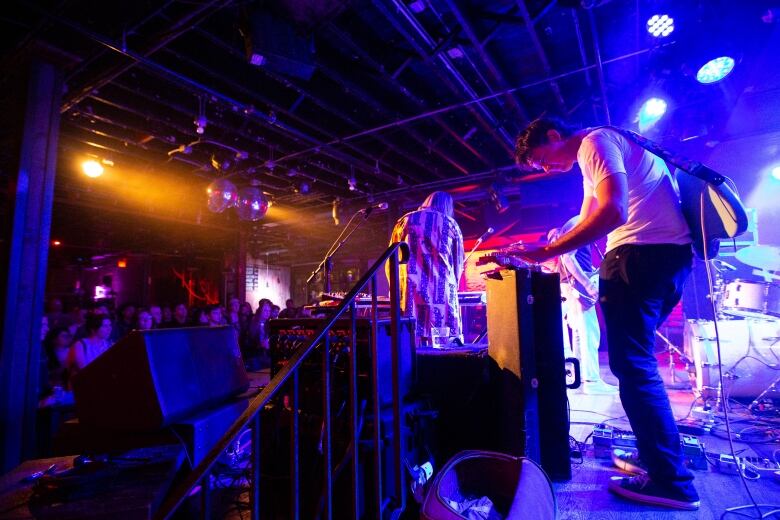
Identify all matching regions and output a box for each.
[600,126,726,185]
[591,125,748,259]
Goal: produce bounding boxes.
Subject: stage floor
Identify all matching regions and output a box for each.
[561,351,780,519]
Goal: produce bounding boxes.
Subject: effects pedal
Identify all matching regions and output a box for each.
[681,435,707,470]
[592,424,637,459]
[711,453,780,478]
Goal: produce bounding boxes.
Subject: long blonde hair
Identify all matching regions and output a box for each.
[419,191,454,218]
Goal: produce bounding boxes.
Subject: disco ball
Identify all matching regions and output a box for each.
[236,186,269,221]
[206,178,238,213]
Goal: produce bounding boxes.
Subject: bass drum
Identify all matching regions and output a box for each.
[684,319,780,399]
[720,280,780,319]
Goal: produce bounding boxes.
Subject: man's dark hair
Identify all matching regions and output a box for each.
[514,117,579,169]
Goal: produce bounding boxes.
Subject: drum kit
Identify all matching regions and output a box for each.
[684,245,780,407]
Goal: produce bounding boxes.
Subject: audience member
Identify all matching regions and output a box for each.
[112,303,136,342]
[207,304,225,327]
[270,305,280,319]
[226,297,241,330]
[193,307,210,326]
[149,305,163,328]
[135,308,154,331]
[65,314,112,383]
[168,302,189,327]
[246,299,273,369]
[42,326,73,393]
[161,305,173,325]
[278,298,297,318]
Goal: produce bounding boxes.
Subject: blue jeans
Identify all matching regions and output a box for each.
[600,243,697,497]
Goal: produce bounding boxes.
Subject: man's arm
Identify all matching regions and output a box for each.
[522,174,628,262]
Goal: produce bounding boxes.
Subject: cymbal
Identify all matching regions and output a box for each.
[735,245,780,271]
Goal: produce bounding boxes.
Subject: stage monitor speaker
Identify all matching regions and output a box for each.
[72,326,249,432]
[486,269,571,481]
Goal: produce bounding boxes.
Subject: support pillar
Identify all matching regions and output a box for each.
[0,53,64,471]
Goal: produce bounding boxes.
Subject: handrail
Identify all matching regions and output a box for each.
[154,241,410,519]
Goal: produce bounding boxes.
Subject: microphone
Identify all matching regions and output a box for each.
[360,201,389,213]
[476,227,495,243]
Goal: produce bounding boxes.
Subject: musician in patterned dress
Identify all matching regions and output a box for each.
[388,191,465,347]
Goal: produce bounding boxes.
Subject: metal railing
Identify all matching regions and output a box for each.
[154,241,410,520]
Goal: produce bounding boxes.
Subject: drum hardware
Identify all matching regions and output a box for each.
[656,330,693,389]
[749,375,780,414]
[683,319,780,401]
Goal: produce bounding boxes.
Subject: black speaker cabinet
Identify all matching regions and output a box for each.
[486,268,571,481]
[72,326,249,432]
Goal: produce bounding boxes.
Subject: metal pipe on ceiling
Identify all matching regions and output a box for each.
[272,42,670,166]
[180,28,442,183]
[571,8,599,121]
[44,13,403,198]
[376,0,515,156]
[587,8,611,124]
[514,0,567,111]
[321,25,491,168]
[148,46,412,191]
[83,85,329,193]
[61,0,233,113]
[441,0,530,125]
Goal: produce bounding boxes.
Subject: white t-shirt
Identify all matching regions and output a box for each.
[578,128,691,252]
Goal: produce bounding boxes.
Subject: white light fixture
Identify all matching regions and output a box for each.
[647,14,674,38]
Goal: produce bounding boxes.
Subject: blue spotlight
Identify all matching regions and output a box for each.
[647,14,674,38]
[771,166,780,181]
[638,97,668,131]
[696,56,735,84]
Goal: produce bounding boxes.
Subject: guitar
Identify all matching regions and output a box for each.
[562,269,599,309]
[609,127,748,259]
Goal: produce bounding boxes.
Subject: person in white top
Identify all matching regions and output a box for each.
[514,118,698,511]
[65,313,112,385]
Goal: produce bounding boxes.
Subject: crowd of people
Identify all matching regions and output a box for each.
[40,296,303,400]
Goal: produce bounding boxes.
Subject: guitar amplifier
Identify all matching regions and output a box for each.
[486,268,571,481]
[267,318,416,410]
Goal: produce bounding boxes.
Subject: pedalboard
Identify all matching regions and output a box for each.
[591,424,780,479]
[591,424,707,470]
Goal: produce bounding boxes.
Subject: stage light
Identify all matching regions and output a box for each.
[52,240,61,247]
[771,166,780,181]
[637,97,667,131]
[82,160,104,178]
[117,258,127,268]
[647,14,674,38]
[696,56,735,84]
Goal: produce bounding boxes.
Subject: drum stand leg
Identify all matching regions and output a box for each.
[655,330,693,388]
[748,375,780,413]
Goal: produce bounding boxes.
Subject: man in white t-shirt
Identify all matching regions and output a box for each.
[514,118,698,510]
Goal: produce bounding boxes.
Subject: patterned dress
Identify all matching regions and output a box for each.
[388,208,464,342]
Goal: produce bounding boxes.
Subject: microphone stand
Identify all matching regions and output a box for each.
[463,237,486,268]
[306,208,375,295]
